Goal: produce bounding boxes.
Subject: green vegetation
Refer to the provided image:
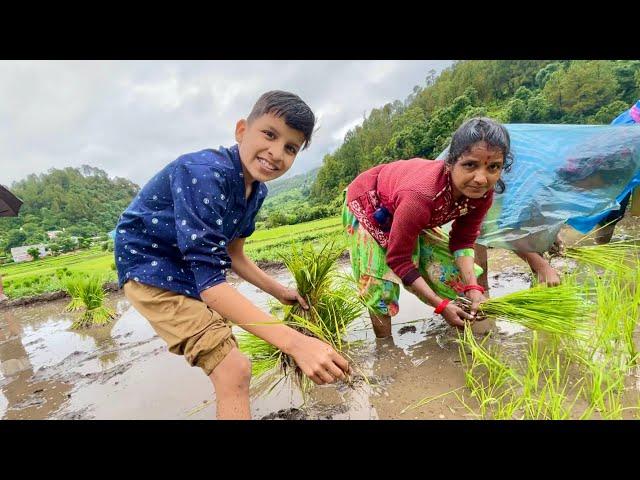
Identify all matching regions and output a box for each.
[0,165,138,256]
[405,250,640,419]
[62,275,115,329]
[238,241,364,393]
[0,216,345,300]
[310,60,640,206]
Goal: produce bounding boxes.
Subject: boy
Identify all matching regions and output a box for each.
[115,91,349,419]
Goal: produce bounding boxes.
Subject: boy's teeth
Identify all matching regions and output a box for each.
[259,158,276,170]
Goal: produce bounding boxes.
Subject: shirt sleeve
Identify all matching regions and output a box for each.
[449,191,494,253]
[386,190,432,286]
[171,161,232,294]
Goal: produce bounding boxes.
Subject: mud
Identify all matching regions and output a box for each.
[1,215,638,420]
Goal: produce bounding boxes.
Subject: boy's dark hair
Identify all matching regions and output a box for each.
[248,90,316,150]
[446,117,514,194]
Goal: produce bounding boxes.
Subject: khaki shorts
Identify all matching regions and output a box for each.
[124,280,238,376]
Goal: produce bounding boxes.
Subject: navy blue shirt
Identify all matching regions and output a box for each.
[114,145,267,298]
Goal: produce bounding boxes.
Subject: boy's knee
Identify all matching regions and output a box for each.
[210,349,252,388]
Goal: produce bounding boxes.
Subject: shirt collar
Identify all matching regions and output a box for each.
[228,143,264,204]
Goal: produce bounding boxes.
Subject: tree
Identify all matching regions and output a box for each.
[47,243,62,256]
[505,98,528,123]
[612,61,640,104]
[4,229,27,250]
[526,94,552,123]
[78,237,92,249]
[543,61,618,120]
[591,100,630,124]
[27,247,41,261]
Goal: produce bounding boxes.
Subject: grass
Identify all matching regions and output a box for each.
[62,275,116,329]
[0,216,345,300]
[404,240,640,420]
[563,241,640,277]
[238,239,364,393]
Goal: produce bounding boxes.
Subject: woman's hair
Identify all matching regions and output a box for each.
[446,117,514,194]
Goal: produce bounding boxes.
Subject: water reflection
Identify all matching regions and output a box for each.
[0,308,72,419]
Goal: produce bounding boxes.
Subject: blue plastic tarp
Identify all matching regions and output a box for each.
[437,123,640,252]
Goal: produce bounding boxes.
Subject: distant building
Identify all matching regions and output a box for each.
[46,230,63,240]
[10,244,48,263]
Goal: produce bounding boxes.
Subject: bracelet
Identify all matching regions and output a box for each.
[434,299,451,314]
[462,284,485,294]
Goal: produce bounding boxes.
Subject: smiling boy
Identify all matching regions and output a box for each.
[114,91,349,419]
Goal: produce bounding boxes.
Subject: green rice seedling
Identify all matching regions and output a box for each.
[63,275,85,312]
[492,385,524,420]
[582,267,639,369]
[621,259,640,363]
[580,358,626,419]
[239,240,364,393]
[562,237,640,277]
[456,327,521,418]
[538,354,579,420]
[473,280,593,338]
[239,332,281,379]
[400,387,465,415]
[521,331,543,399]
[64,275,115,329]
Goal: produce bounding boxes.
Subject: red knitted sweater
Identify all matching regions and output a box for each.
[346,159,493,286]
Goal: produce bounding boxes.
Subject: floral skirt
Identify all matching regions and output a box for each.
[342,198,483,317]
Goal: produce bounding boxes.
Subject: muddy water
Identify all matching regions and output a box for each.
[0,262,534,420]
[1,215,639,420]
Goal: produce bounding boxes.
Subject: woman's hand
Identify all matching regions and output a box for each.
[441,303,475,329]
[464,289,487,316]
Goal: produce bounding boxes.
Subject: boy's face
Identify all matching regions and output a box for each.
[235,113,306,184]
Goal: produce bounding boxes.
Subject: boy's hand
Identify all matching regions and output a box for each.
[277,286,309,310]
[287,334,350,385]
[464,290,487,316]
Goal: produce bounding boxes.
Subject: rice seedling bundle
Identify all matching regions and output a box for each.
[562,241,640,277]
[63,275,115,329]
[461,280,594,337]
[239,240,364,390]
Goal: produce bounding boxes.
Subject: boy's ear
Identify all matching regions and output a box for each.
[235,119,247,143]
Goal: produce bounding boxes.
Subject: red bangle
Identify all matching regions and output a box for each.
[462,284,485,294]
[434,299,451,314]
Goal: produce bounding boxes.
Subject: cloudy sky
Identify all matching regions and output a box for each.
[1,60,453,187]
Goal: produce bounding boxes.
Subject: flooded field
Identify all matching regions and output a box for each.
[1,216,639,420]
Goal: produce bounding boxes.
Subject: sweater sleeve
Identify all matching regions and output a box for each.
[386,190,432,286]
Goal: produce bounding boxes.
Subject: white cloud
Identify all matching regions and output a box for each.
[0,60,453,187]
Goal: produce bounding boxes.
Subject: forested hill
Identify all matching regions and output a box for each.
[310,60,640,205]
[0,165,139,253]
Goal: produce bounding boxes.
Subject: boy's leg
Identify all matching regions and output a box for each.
[209,347,252,419]
[124,280,252,419]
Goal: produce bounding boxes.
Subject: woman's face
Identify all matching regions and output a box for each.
[448,141,505,199]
